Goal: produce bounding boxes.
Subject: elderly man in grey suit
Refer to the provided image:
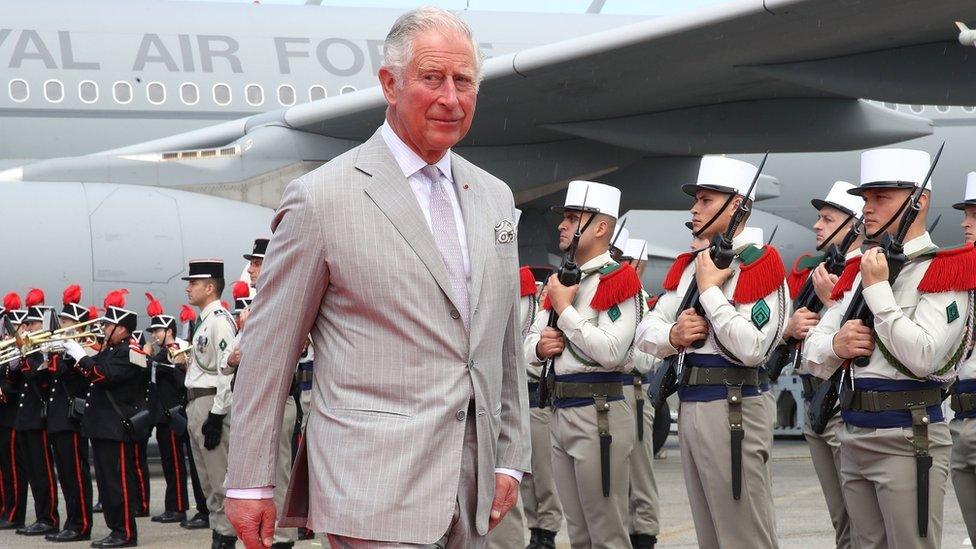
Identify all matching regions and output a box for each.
[223,7,531,549]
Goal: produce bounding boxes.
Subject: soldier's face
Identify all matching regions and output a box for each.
[24,320,42,332]
[861,188,913,236]
[185,280,210,307]
[247,259,263,286]
[813,206,850,248]
[104,323,128,346]
[962,205,976,244]
[152,328,167,344]
[61,318,77,329]
[690,189,737,239]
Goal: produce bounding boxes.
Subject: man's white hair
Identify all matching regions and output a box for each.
[383,6,483,88]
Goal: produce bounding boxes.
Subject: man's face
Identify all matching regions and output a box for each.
[380,30,478,159]
[152,328,167,344]
[61,318,78,330]
[24,320,42,333]
[962,205,976,244]
[558,210,593,252]
[246,258,263,286]
[690,189,735,239]
[861,188,913,236]
[813,206,852,248]
[103,323,129,346]
[185,279,210,307]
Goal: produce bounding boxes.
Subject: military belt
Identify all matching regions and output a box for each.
[683,367,759,387]
[552,381,623,400]
[297,370,313,384]
[950,392,976,413]
[843,388,942,413]
[553,380,621,498]
[187,387,217,401]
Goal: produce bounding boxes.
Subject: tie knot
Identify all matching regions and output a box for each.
[421,165,441,184]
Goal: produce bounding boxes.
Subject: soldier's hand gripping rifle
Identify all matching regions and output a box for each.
[765,215,863,382]
[537,189,601,408]
[647,152,768,408]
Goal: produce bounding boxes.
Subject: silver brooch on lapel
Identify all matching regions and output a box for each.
[494,219,516,244]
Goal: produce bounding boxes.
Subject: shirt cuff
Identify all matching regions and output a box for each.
[697,285,728,317]
[226,486,274,500]
[495,468,523,483]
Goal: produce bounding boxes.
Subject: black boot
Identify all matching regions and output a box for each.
[528,528,556,549]
[90,532,137,548]
[151,511,186,524]
[211,530,237,549]
[631,534,657,549]
[180,512,209,530]
[46,529,92,542]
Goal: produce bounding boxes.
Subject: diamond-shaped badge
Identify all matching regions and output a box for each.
[608,305,621,322]
[947,301,959,324]
[218,339,227,351]
[751,299,770,329]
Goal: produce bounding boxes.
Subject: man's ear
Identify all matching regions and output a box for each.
[379,67,398,107]
[728,196,743,218]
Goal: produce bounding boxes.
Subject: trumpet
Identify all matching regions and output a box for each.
[167,342,193,363]
[0,331,98,363]
[0,318,101,351]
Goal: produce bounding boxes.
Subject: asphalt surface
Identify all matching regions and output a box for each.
[8,437,973,548]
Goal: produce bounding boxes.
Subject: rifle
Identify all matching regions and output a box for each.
[537,188,598,408]
[647,152,768,408]
[765,215,863,382]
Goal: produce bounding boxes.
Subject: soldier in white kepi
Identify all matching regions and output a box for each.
[181,260,239,549]
[524,180,642,548]
[949,171,976,542]
[610,226,630,261]
[804,147,971,549]
[636,156,788,549]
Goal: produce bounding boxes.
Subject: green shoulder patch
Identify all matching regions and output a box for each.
[947,301,959,324]
[738,245,764,265]
[797,253,826,271]
[607,304,621,322]
[751,299,770,329]
[598,262,620,275]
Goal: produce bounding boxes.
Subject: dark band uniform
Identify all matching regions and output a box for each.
[0,304,27,529]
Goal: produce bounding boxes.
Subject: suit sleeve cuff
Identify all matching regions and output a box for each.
[226,486,274,500]
[495,468,523,483]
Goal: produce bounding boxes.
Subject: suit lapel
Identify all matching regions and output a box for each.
[357,131,463,318]
[452,155,489,316]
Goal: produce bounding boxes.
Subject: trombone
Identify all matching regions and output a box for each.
[0,331,98,363]
[0,317,101,351]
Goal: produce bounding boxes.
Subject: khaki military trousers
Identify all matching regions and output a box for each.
[678,396,778,549]
[551,399,634,549]
[273,397,298,543]
[802,410,856,549]
[624,384,659,536]
[838,422,951,549]
[949,417,976,541]
[520,405,563,532]
[186,394,235,537]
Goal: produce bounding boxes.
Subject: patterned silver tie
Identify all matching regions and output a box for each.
[421,164,469,327]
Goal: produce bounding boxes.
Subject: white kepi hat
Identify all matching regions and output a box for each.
[682,156,759,200]
[812,181,864,216]
[953,172,976,210]
[850,148,931,195]
[740,226,764,245]
[611,225,630,252]
[554,180,622,219]
[622,238,648,260]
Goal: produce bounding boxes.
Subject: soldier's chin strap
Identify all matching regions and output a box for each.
[691,192,737,238]
[815,213,855,252]
[866,193,913,241]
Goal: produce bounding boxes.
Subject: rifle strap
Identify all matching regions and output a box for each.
[727,385,744,500]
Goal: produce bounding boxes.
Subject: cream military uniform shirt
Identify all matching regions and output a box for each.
[804,233,968,383]
[795,248,862,377]
[524,251,639,375]
[185,299,237,415]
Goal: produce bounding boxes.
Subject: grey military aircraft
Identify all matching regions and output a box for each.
[1,0,975,314]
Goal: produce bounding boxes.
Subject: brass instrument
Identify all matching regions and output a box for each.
[0,331,98,363]
[167,342,192,363]
[0,318,102,351]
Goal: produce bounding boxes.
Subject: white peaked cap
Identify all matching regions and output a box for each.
[557,180,622,219]
[812,181,864,216]
[611,226,630,251]
[740,226,764,245]
[953,172,976,210]
[853,148,932,195]
[682,156,759,200]
[623,238,648,259]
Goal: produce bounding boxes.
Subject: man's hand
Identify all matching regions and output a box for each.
[546,274,579,314]
[226,497,277,549]
[488,473,519,531]
[784,307,820,341]
[811,264,839,307]
[860,248,889,287]
[535,327,565,360]
[668,308,709,349]
[227,347,242,368]
[695,252,734,292]
[832,320,875,359]
[202,412,226,450]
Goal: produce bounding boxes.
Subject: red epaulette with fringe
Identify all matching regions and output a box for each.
[918,245,976,293]
[829,256,862,301]
[591,263,643,311]
[787,254,814,300]
[732,246,786,304]
[663,253,695,292]
[647,294,660,311]
[519,266,537,298]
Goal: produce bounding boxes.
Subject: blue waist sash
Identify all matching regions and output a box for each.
[954,379,976,420]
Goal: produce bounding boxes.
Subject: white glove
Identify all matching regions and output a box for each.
[61,340,86,362]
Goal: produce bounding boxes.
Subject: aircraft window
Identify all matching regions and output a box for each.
[277,84,296,106]
[309,85,327,101]
[113,81,133,104]
[883,102,896,110]
[180,83,199,105]
[8,79,28,102]
[910,104,924,113]
[245,84,264,106]
[79,81,98,104]
[213,83,232,106]
[936,105,950,113]
[340,85,357,95]
[147,82,166,105]
[44,80,64,103]
[964,106,976,113]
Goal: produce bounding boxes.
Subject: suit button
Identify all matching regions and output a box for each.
[450,309,460,320]
[466,360,474,368]
[456,410,466,421]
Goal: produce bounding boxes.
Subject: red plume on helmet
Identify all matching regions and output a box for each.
[220,300,230,311]
[231,281,250,300]
[180,305,197,323]
[25,288,45,307]
[88,306,101,319]
[3,292,21,311]
[145,292,164,317]
[62,284,82,306]
[103,289,129,310]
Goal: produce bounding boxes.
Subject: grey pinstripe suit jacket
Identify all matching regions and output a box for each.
[225,128,531,543]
